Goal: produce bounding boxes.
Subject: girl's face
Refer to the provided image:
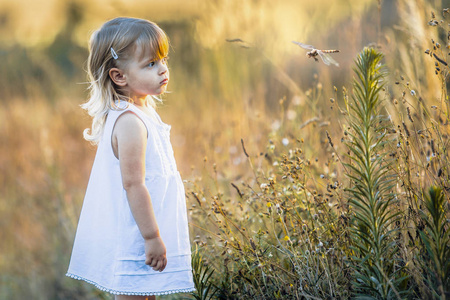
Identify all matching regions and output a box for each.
[121,46,169,100]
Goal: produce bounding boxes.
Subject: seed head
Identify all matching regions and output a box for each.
[249,238,257,251]
[407,107,414,122]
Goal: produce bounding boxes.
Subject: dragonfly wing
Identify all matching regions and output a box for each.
[318,51,339,67]
[292,41,315,50]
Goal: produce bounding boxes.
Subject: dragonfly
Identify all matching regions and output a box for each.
[292,41,340,67]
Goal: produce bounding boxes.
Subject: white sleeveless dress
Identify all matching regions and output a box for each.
[66,101,196,296]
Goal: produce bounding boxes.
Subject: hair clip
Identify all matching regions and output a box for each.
[111,47,118,60]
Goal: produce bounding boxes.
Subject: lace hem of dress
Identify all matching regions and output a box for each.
[66,272,196,296]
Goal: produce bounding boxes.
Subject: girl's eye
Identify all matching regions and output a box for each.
[147,57,168,67]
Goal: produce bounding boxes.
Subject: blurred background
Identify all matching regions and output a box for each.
[0,0,448,298]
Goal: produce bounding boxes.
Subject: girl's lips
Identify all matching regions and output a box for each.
[160,79,169,85]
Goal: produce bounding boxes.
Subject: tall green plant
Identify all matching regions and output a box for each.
[344,48,407,299]
[190,245,217,300]
[419,186,450,299]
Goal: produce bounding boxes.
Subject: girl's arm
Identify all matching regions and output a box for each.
[112,112,167,272]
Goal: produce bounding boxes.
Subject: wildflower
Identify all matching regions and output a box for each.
[286,110,297,120]
[284,236,290,241]
[276,203,283,214]
[271,120,281,131]
[318,241,323,247]
[292,95,302,106]
[266,202,272,207]
[282,138,289,146]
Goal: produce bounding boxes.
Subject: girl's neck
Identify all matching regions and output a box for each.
[128,96,159,122]
[132,97,147,107]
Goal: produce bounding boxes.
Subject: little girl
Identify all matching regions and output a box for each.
[66,17,196,299]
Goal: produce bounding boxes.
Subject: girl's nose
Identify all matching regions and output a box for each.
[159,63,168,75]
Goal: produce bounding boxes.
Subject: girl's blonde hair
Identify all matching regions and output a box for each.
[82,17,169,143]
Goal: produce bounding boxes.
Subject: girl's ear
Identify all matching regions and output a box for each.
[109,68,127,87]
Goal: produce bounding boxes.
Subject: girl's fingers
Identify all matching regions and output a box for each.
[162,258,167,271]
[147,256,167,271]
[146,258,155,267]
[155,258,168,272]
[153,260,163,271]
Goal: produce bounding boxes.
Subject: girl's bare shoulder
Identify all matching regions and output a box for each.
[113,111,147,141]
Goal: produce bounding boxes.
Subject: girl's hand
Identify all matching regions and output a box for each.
[144,236,167,272]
